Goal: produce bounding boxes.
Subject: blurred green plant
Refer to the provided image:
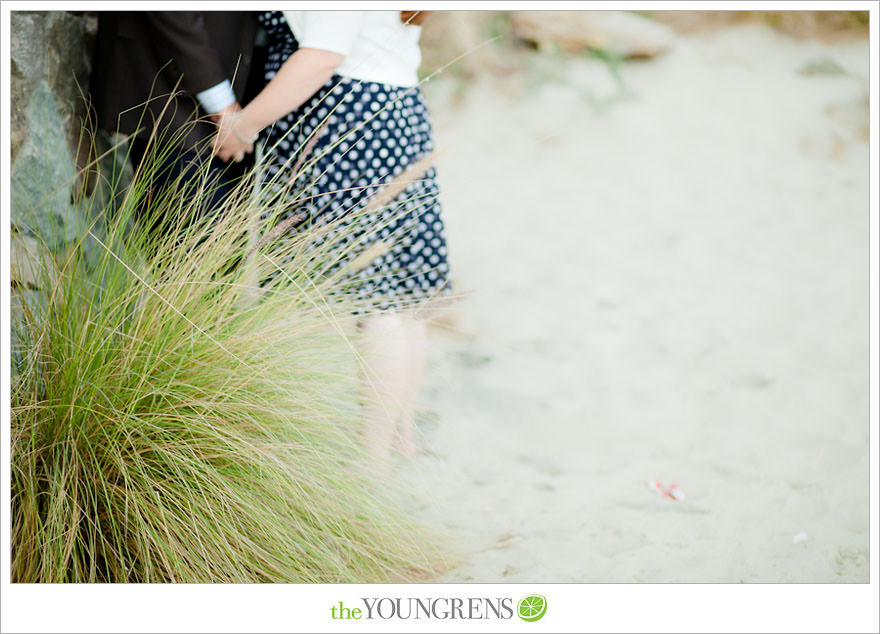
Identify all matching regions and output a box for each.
[10,117,449,582]
[517,40,633,114]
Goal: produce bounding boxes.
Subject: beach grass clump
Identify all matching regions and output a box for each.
[10,136,446,582]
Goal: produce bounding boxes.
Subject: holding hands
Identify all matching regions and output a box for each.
[211,103,256,163]
[210,46,346,165]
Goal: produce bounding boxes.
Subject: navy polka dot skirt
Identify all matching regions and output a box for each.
[256,11,452,313]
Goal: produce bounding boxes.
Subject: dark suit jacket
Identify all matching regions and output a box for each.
[90,11,259,151]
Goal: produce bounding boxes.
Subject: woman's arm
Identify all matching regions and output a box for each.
[237,47,344,139]
[213,47,344,162]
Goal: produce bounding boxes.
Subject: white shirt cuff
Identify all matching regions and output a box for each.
[196,80,236,114]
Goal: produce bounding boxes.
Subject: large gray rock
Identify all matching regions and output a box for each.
[10,11,93,163]
[11,81,80,250]
[10,233,52,291]
[9,12,46,163]
[10,10,131,374]
[10,78,123,267]
[10,11,130,255]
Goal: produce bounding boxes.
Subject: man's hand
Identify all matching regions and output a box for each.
[209,102,241,124]
[211,102,253,163]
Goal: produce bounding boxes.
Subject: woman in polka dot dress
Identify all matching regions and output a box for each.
[214,10,450,465]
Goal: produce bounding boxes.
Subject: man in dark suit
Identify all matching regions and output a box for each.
[89,11,262,227]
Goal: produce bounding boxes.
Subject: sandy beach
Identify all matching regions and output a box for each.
[404,19,869,583]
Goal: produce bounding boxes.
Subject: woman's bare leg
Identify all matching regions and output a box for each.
[394,313,427,456]
[358,312,408,468]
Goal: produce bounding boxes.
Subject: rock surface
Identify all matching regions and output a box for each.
[10,11,127,262]
[510,11,675,58]
[10,11,94,164]
[10,11,127,372]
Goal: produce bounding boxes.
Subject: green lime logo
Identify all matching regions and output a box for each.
[517,594,547,622]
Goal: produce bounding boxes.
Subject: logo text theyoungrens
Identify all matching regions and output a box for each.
[330,598,515,620]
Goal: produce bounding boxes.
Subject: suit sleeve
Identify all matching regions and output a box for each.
[142,11,229,96]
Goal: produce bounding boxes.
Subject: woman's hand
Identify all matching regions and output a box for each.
[211,47,344,163]
[212,110,254,163]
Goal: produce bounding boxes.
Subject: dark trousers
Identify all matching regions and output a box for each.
[128,136,251,239]
[125,39,268,245]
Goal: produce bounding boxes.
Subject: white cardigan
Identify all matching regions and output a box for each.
[282,10,422,88]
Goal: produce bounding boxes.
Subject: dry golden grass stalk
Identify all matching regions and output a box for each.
[361,150,437,216]
[345,240,392,274]
[248,149,437,264]
[289,120,330,184]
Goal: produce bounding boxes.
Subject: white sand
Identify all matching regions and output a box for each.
[405,22,869,582]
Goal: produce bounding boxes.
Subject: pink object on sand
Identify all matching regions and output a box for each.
[647,480,685,501]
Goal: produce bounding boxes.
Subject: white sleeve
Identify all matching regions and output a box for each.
[283,10,365,57]
[195,80,235,114]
